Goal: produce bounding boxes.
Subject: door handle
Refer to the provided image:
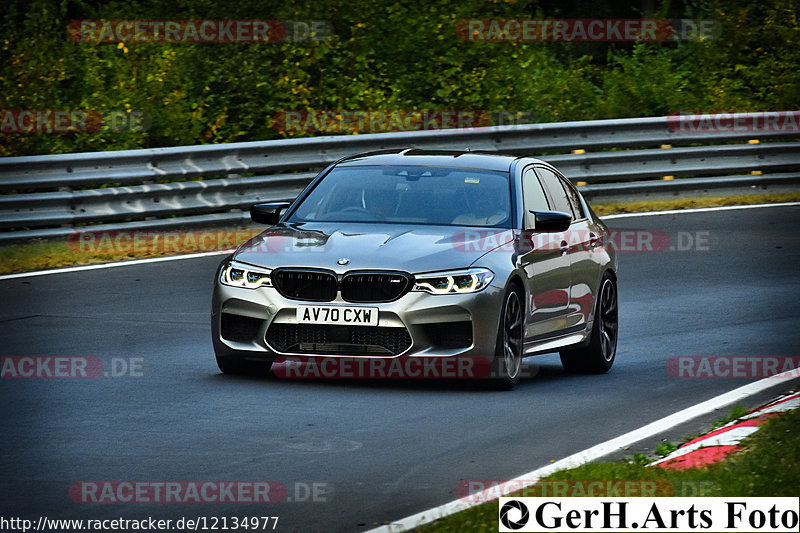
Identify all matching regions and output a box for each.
[589,232,600,247]
[560,240,569,255]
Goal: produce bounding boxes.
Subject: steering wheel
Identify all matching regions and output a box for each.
[327,206,378,221]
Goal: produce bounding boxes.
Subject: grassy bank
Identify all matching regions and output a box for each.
[589,192,800,216]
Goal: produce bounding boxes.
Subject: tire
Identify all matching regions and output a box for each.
[216,356,272,376]
[560,273,618,374]
[491,286,524,390]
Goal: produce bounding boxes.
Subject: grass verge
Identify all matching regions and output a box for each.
[1,193,798,275]
[416,405,800,532]
[590,191,800,216]
[0,228,260,275]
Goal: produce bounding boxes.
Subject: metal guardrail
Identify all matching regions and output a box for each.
[1,113,798,243]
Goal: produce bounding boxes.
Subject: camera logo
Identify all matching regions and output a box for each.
[499,499,530,530]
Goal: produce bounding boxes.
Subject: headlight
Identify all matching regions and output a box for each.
[412,268,494,295]
[220,262,272,289]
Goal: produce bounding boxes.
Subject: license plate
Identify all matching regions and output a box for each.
[296,305,379,326]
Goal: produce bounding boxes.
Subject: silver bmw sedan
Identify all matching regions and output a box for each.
[211,149,617,389]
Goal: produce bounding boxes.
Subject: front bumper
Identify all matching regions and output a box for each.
[211,281,504,362]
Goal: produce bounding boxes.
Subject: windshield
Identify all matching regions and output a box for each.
[288,165,512,228]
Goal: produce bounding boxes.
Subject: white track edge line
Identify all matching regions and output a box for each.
[365,369,800,533]
[601,201,800,220]
[2,201,798,280]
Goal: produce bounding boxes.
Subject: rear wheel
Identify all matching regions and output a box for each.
[491,287,524,390]
[560,274,618,374]
[216,356,272,376]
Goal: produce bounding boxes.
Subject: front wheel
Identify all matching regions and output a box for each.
[560,274,618,374]
[491,287,524,390]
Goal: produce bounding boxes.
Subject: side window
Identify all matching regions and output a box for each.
[522,168,550,229]
[560,177,585,219]
[535,167,572,219]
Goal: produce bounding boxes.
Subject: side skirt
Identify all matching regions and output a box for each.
[522,323,591,355]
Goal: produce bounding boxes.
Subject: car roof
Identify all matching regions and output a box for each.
[335,149,522,172]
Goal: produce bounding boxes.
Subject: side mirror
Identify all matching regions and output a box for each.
[529,210,571,232]
[250,202,291,225]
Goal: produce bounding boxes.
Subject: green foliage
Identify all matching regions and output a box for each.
[656,441,678,456]
[631,453,652,466]
[711,404,751,430]
[1,0,798,156]
[710,405,800,496]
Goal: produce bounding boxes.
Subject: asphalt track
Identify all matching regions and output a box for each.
[1,204,799,532]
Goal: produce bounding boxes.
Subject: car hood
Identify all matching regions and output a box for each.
[233,222,514,274]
